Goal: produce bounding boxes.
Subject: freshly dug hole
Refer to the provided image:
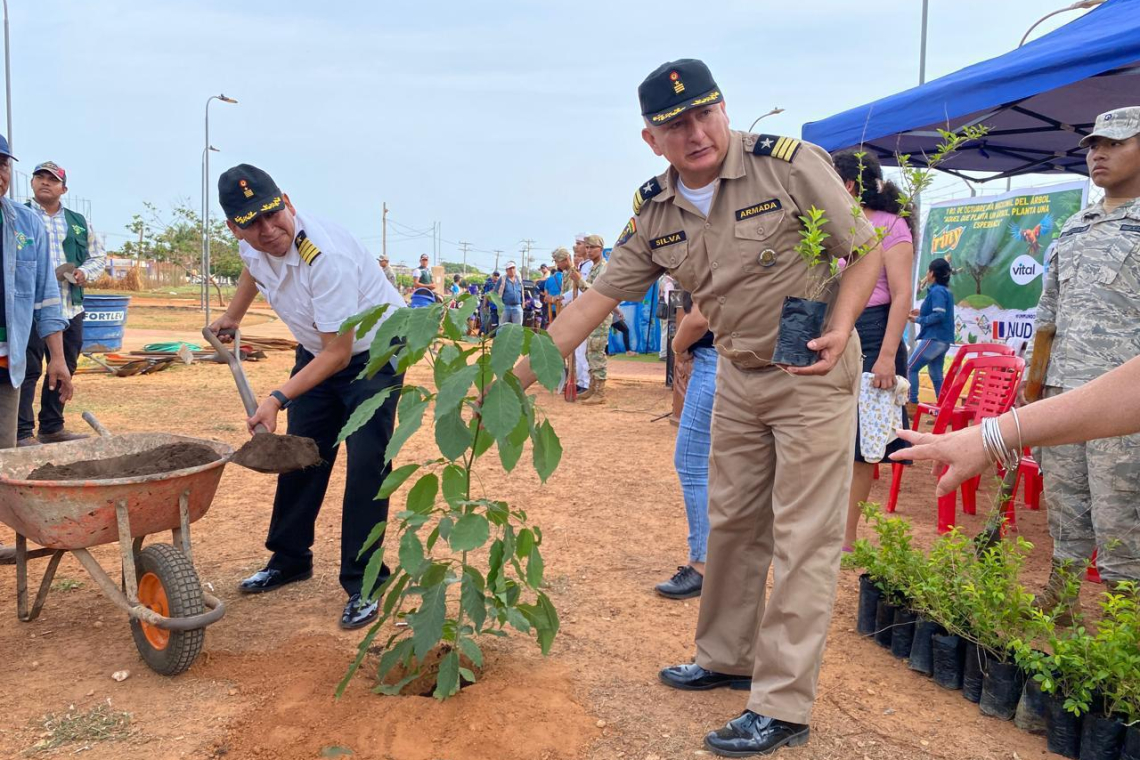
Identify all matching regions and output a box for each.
[27,443,220,481]
[369,644,481,697]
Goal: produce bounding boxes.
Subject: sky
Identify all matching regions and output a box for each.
[9,0,1102,273]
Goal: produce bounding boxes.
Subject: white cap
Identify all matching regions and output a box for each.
[505,261,517,269]
[575,233,587,243]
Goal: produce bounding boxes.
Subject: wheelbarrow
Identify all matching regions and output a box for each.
[0,413,232,676]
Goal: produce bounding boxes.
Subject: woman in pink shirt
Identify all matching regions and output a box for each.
[832,151,916,550]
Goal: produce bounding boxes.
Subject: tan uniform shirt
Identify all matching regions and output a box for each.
[594,131,874,369]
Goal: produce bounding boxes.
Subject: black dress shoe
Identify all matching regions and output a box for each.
[704,711,809,757]
[659,662,751,691]
[238,566,312,594]
[340,593,379,630]
[655,565,703,599]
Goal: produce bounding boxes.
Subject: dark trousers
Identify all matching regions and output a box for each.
[266,347,402,596]
[610,320,631,354]
[19,312,83,439]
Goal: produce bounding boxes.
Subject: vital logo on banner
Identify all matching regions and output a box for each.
[916,181,1087,346]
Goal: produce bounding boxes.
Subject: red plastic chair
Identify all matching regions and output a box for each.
[888,355,1025,533]
[911,343,1016,432]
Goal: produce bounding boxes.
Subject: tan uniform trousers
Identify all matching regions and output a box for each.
[694,335,859,725]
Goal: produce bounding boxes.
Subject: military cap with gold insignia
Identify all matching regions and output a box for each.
[218,164,286,228]
[639,59,723,126]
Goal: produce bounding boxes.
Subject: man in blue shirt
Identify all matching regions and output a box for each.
[0,135,72,449]
[496,262,524,324]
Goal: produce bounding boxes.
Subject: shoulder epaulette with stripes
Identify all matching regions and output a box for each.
[633,176,663,216]
[294,230,322,265]
[752,134,802,163]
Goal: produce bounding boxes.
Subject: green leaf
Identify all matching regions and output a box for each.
[436,410,473,461]
[526,544,545,588]
[458,635,484,668]
[487,539,505,591]
[497,434,524,472]
[433,649,461,700]
[376,637,415,683]
[486,291,504,315]
[411,583,448,660]
[490,323,525,378]
[516,528,534,558]
[341,303,391,337]
[473,352,494,392]
[337,385,396,445]
[435,364,480,420]
[450,513,490,552]
[361,548,387,601]
[398,530,427,577]
[447,296,479,336]
[459,667,477,684]
[374,671,419,696]
[437,516,453,541]
[406,473,439,514]
[356,520,388,560]
[377,463,419,499]
[461,571,487,632]
[406,303,443,354]
[528,331,563,391]
[441,464,467,508]
[382,573,410,615]
[385,389,431,463]
[505,607,531,633]
[469,418,495,458]
[481,381,523,441]
[531,419,563,482]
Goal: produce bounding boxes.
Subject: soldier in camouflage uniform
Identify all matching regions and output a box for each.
[1033,106,1140,593]
[575,234,612,403]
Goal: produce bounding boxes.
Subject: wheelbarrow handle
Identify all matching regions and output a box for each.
[82,411,113,437]
[200,327,267,432]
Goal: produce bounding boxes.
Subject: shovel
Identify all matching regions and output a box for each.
[200,327,320,474]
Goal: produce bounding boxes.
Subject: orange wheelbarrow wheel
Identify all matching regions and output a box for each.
[129,544,206,676]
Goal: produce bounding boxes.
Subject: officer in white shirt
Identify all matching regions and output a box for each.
[209,164,405,630]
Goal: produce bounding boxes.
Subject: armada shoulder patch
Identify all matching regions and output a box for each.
[615,217,637,248]
[649,230,686,250]
[633,177,663,216]
[752,134,801,163]
[736,198,783,221]
[294,230,322,265]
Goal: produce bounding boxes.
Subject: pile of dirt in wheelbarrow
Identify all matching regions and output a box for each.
[26,442,221,481]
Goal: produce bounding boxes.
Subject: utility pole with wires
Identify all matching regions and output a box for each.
[520,238,534,279]
[493,249,502,273]
[381,202,388,260]
[459,241,471,278]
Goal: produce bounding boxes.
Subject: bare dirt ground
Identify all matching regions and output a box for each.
[0,326,1073,760]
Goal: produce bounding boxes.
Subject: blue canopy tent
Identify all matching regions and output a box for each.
[801,0,1140,182]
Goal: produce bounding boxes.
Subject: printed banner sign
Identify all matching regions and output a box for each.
[916,181,1088,346]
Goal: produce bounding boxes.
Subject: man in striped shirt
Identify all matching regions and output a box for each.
[17,161,105,446]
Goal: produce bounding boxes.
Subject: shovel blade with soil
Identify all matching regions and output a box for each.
[201,327,321,474]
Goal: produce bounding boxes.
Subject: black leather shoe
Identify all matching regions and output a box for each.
[659,662,751,691]
[37,429,90,444]
[340,593,379,630]
[655,565,703,599]
[704,711,809,757]
[238,566,312,594]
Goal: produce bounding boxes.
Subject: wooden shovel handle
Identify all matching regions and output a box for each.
[1025,324,1056,404]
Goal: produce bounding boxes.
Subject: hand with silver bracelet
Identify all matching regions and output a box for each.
[892,411,1020,496]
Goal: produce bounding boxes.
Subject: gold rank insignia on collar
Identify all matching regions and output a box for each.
[295,230,322,265]
[633,177,663,215]
[752,134,802,163]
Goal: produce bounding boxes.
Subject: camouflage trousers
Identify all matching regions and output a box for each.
[586,316,612,382]
[1038,386,1140,582]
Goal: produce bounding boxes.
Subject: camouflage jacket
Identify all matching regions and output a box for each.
[1034,198,1140,390]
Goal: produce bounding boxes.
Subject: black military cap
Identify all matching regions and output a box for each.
[639,59,723,126]
[218,164,286,228]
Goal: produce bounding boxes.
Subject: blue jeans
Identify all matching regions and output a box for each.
[907,339,949,403]
[501,305,523,324]
[674,346,718,563]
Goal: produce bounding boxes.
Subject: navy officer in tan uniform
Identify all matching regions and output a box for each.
[513,60,879,756]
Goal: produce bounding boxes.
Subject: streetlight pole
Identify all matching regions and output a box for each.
[202,93,237,324]
[748,107,784,133]
[919,0,929,85]
[3,0,12,198]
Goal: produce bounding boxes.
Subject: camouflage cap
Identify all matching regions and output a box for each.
[584,234,605,248]
[551,247,571,262]
[1079,106,1140,148]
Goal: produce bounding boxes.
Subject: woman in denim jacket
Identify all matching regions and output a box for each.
[907,258,956,405]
